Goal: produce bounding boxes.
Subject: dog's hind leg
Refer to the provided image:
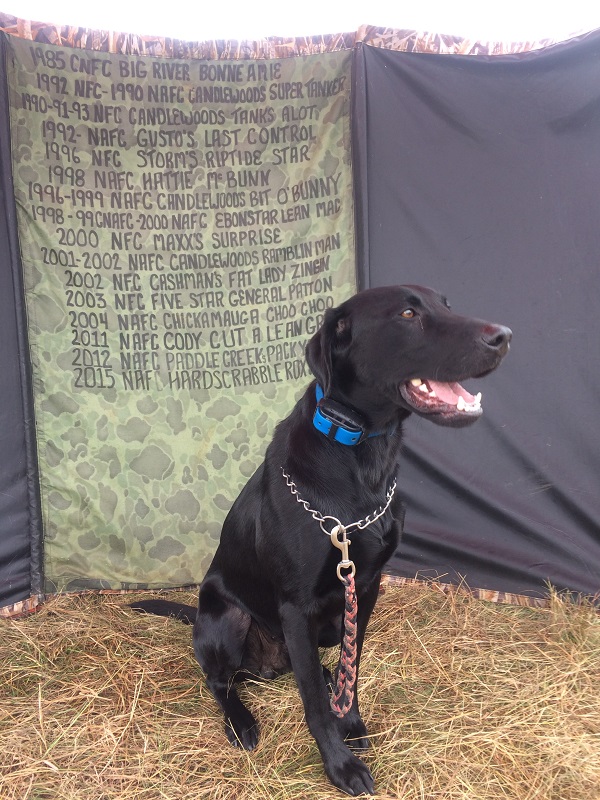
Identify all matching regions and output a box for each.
[193,582,258,750]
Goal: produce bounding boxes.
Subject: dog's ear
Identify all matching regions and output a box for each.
[305,307,352,394]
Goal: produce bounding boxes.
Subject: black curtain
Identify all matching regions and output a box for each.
[354,33,600,599]
[0,33,43,609]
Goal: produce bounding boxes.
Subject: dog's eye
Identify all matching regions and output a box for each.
[401,308,416,319]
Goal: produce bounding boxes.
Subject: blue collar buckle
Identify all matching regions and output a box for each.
[313,384,382,446]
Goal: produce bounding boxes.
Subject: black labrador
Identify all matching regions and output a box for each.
[133,285,511,796]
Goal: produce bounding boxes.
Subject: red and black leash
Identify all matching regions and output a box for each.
[328,524,358,718]
[329,570,358,717]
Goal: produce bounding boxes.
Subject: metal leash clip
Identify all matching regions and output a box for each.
[330,524,356,581]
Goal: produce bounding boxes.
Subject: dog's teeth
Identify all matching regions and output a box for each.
[410,378,422,386]
[456,396,466,411]
[474,392,482,406]
[429,390,437,398]
[419,383,428,393]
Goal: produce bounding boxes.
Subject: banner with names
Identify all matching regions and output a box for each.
[7,36,356,591]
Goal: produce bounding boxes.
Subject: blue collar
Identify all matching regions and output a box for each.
[312,384,388,446]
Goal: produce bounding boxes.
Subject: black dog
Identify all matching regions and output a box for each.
[133,285,511,795]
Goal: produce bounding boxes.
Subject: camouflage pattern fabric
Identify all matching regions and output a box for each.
[7,35,356,592]
[0,12,578,59]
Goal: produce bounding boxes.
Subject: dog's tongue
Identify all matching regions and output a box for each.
[428,381,475,405]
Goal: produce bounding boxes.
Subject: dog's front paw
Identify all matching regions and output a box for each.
[225,708,259,750]
[324,750,374,797]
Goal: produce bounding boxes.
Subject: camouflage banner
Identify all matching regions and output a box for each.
[6,36,356,592]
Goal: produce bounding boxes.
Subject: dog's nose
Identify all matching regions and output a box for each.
[482,324,512,353]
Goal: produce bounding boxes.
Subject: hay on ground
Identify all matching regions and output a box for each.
[1,583,599,799]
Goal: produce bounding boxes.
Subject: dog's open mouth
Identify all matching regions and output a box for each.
[400,378,483,420]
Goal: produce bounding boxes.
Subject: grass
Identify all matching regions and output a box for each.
[1,582,599,799]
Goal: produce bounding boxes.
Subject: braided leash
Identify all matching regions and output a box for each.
[281,468,396,717]
[329,570,358,717]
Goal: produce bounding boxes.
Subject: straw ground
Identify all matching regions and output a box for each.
[2,582,599,800]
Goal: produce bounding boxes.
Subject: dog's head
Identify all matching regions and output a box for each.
[305,285,511,428]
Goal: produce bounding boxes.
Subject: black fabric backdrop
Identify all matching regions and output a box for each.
[2,30,600,608]
[354,34,600,598]
[0,35,43,609]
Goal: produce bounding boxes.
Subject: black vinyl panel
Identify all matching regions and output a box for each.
[0,33,43,608]
[354,34,600,598]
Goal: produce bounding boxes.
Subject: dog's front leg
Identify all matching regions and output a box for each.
[280,602,374,796]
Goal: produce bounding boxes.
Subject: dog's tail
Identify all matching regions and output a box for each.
[129,599,197,625]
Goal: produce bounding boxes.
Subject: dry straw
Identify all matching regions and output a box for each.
[2,583,599,799]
